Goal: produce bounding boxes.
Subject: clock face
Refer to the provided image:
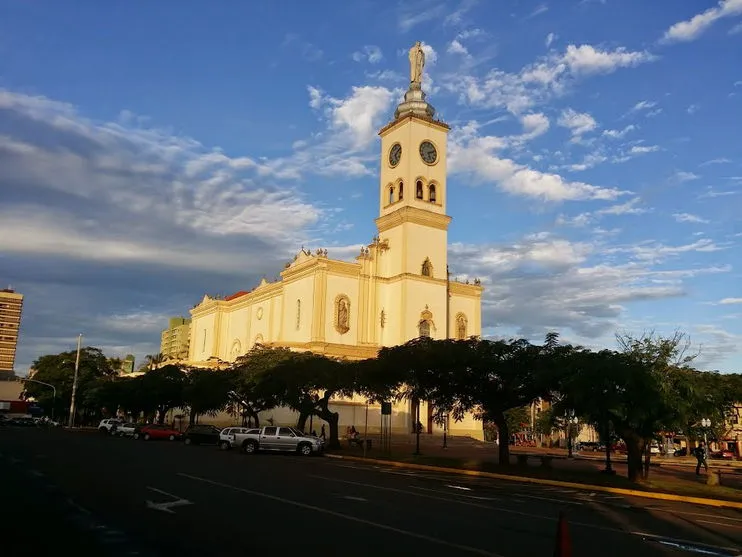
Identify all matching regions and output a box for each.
[389,143,402,167]
[419,141,437,165]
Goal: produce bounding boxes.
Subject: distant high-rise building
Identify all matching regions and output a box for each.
[160,317,191,360]
[0,288,23,374]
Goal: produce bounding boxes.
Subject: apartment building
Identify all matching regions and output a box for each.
[0,288,23,373]
[160,317,191,360]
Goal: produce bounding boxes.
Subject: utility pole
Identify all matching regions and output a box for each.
[68,333,83,428]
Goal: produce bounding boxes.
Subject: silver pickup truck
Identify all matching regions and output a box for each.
[232,426,323,456]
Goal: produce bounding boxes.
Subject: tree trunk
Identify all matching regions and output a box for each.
[643,441,652,480]
[622,433,646,482]
[317,394,340,450]
[296,412,309,432]
[189,407,197,425]
[493,412,510,466]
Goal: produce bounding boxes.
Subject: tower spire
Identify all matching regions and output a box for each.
[394,41,436,120]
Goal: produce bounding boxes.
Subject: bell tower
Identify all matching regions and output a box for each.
[375,41,451,280]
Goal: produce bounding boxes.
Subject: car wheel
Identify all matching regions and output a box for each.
[99,428,108,434]
[184,437,192,445]
[143,433,151,441]
[133,432,140,440]
[298,443,312,457]
[243,440,258,454]
[169,434,176,441]
[219,441,230,451]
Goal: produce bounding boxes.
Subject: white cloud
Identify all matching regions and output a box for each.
[526,4,549,19]
[456,28,485,41]
[629,100,657,113]
[326,86,397,149]
[448,123,626,202]
[352,45,383,64]
[598,197,649,216]
[557,108,598,138]
[447,40,469,56]
[673,171,700,183]
[307,86,324,110]
[661,0,742,44]
[629,144,660,154]
[603,125,636,139]
[518,113,550,140]
[449,233,730,342]
[545,33,557,47]
[720,298,742,304]
[730,21,742,34]
[673,212,710,224]
[447,44,656,115]
[700,157,732,166]
[687,104,700,115]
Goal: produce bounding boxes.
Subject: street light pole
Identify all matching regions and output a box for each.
[68,334,83,428]
[21,378,57,421]
[701,418,711,447]
[443,413,448,449]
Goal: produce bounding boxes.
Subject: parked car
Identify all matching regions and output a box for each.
[710,449,735,460]
[674,447,688,457]
[219,427,256,450]
[98,418,122,434]
[112,422,138,437]
[133,424,181,441]
[183,424,222,446]
[234,425,323,456]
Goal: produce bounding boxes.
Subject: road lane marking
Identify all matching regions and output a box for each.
[446,484,472,491]
[695,519,742,529]
[342,496,368,502]
[646,508,742,523]
[409,485,501,501]
[145,487,193,514]
[178,473,502,556]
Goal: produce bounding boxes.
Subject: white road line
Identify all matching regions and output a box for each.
[409,485,501,501]
[695,520,742,529]
[646,507,742,523]
[515,493,584,506]
[145,487,193,514]
[446,484,473,491]
[342,496,368,502]
[178,473,502,556]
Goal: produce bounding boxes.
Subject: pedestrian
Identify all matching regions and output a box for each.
[320,424,326,440]
[695,441,708,476]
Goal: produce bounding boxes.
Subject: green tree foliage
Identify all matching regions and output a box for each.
[23,347,117,423]
[183,368,234,424]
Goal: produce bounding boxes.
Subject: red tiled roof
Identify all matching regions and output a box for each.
[224,290,250,301]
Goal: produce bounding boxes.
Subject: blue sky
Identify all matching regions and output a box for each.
[1,0,740,374]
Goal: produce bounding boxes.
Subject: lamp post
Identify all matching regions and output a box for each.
[21,378,57,421]
[567,416,579,458]
[442,413,448,449]
[701,418,711,447]
[67,334,83,428]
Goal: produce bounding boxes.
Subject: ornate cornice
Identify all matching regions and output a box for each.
[375,205,452,233]
[449,281,484,297]
[266,340,379,360]
[378,114,450,137]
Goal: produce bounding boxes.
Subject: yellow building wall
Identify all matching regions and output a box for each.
[189,310,216,362]
[449,293,482,338]
[281,274,316,344]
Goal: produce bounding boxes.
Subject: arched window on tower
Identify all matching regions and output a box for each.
[429,184,437,203]
[421,258,433,277]
[398,181,404,200]
[388,186,395,205]
[296,299,301,330]
[416,180,424,199]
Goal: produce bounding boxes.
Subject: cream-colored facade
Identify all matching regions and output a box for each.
[160,317,191,361]
[187,47,484,438]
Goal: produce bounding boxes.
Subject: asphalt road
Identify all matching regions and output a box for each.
[2,428,742,557]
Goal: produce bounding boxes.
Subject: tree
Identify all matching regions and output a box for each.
[142,353,166,371]
[183,368,234,424]
[505,406,531,438]
[229,346,290,427]
[23,347,117,423]
[138,364,187,424]
[262,351,355,449]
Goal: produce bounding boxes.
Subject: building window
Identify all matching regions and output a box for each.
[456,313,468,340]
[416,180,424,199]
[421,258,433,277]
[296,299,301,330]
[419,320,431,338]
[429,184,437,203]
[398,181,404,200]
[388,186,395,205]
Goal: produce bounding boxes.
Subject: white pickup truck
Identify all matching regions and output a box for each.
[232,425,323,456]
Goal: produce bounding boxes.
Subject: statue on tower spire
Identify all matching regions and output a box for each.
[408,41,425,89]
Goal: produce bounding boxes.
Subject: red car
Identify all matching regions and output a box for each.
[133,424,181,441]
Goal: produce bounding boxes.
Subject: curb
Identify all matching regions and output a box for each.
[325,454,742,510]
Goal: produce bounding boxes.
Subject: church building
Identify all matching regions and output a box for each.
[186,42,484,438]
